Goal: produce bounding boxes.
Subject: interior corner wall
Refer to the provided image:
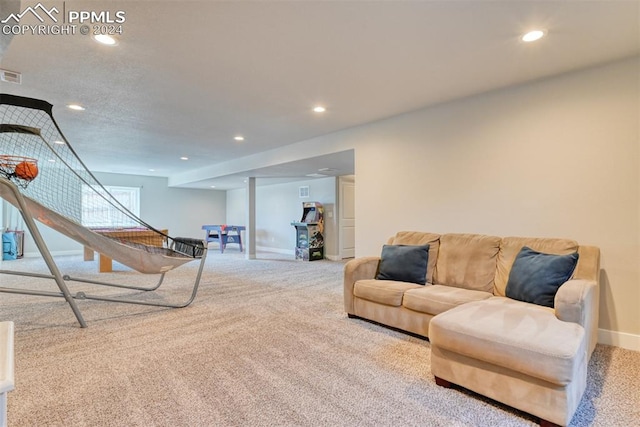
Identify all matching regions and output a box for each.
[226,177,338,257]
[18,173,226,256]
[349,57,639,337]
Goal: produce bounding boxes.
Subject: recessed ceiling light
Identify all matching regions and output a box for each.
[93,34,118,46]
[149,169,155,172]
[67,104,85,111]
[521,30,546,42]
[234,136,245,141]
[313,106,326,113]
[53,140,65,145]
[180,157,188,160]
[210,185,216,188]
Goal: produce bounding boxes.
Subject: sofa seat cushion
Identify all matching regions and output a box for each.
[429,297,585,386]
[402,285,492,316]
[353,280,422,307]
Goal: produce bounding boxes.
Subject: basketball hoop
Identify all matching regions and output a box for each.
[0,155,39,188]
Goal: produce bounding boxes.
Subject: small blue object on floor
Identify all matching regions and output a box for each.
[2,232,17,261]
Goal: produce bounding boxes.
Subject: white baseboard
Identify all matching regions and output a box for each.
[256,246,294,256]
[256,246,341,261]
[598,328,640,351]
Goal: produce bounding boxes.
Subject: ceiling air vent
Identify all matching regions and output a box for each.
[0,69,22,84]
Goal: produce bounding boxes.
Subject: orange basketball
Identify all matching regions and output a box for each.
[14,161,39,181]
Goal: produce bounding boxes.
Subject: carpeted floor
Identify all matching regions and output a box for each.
[0,251,638,426]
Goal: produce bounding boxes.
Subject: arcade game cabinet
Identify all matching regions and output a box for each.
[291,202,324,261]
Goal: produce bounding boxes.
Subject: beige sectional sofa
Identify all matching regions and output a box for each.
[343,232,600,427]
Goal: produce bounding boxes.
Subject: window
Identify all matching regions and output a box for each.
[81,185,140,228]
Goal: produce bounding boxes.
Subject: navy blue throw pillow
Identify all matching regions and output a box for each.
[376,244,430,285]
[506,246,579,308]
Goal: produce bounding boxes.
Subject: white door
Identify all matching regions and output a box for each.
[338,176,355,259]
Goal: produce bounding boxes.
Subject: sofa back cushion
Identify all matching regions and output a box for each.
[388,231,440,284]
[434,233,501,292]
[494,236,579,296]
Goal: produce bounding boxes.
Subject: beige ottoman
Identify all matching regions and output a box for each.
[429,298,587,427]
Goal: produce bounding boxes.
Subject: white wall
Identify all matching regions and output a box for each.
[227,177,338,258]
[10,173,226,256]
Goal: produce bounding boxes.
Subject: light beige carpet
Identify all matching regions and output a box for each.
[0,251,638,426]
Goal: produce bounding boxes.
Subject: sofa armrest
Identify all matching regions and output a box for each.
[555,279,599,358]
[344,257,380,314]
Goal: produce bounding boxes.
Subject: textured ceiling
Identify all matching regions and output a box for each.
[0,0,638,189]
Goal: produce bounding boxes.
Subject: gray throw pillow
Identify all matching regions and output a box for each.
[506,246,579,308]
[376,244,430,285]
